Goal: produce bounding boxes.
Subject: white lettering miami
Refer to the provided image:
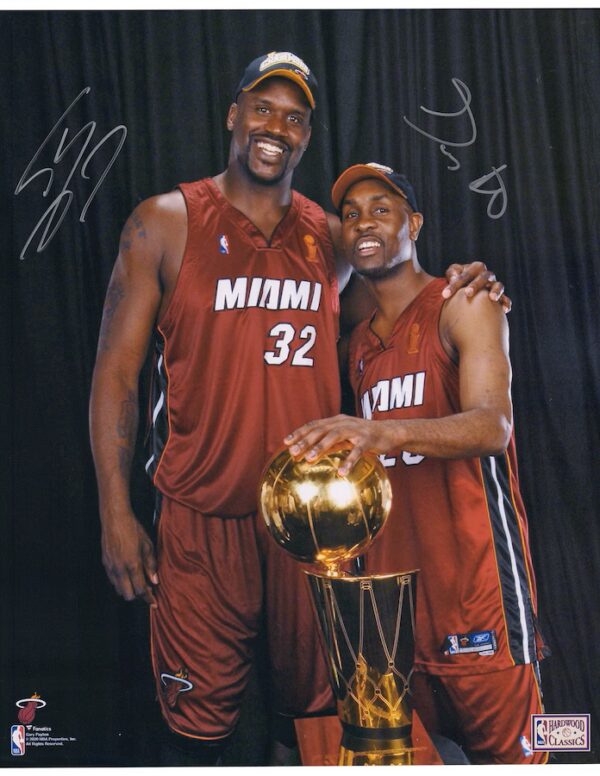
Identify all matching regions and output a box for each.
[360,371,426,419]
[214,277,322,312]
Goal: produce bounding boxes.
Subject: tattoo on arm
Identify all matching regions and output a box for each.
[118,445,133,479]
[98,278,125,351]
[100,208,148,351]
[132,210,146,238]
[119,221,132,253]
[119,208,146,253]
[117,389,137,479]
[117,390,137,440]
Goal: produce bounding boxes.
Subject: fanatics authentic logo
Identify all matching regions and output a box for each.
[531,714,590,752]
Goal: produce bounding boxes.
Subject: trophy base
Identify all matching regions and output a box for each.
[339,738,419,766]
[295,710,443,766]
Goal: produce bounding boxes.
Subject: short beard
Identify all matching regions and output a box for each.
[240,145,291,187]
[245,165,288,186]
[354,262,404,281]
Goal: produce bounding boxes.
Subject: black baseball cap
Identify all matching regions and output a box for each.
[332,163,419,212]
[235,51,318,110]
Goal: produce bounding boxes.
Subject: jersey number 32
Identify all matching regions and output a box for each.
[264,323,316,367]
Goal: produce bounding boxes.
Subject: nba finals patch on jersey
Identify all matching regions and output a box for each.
[303,233,320,263]
[531,714,590,752]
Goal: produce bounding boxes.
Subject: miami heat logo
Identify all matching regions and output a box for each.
[16,693,46,724]
[160,667,193,709]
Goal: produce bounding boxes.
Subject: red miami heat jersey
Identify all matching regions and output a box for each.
[146,178,341,516]
[349,277,545,676]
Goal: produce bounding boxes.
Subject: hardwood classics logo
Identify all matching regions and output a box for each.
[531,714,590,752]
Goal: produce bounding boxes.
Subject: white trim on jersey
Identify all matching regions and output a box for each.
[489,456,531,663]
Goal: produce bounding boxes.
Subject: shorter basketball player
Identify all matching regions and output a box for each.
[285,163,549,765]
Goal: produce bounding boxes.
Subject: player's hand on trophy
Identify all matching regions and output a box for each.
[286,415,394,477]
[442,261,511,312]
[101,511,159,607]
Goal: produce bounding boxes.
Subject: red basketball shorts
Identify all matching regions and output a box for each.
[412,663,548,764]
[149,494,334,741]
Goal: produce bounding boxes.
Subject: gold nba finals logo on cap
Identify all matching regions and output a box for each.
[259,51,311,77]
[365,162,394,174]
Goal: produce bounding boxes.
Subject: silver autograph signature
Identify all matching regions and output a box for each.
[403,78,507,219]
[15,87,127,260]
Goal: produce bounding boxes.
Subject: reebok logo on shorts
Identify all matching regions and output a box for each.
[442,629,498,656]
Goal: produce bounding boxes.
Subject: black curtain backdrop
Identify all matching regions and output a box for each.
[3,9,599,766]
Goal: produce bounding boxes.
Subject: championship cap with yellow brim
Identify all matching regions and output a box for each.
[235,51,318,110]
[332,163,419,212]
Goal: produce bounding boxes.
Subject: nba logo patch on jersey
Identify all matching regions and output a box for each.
[520,735,533,757]
[11,725,25,756]
[445,635,459,654]
[218,234,230,254]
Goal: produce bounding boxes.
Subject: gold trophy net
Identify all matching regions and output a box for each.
[308,571,419,765]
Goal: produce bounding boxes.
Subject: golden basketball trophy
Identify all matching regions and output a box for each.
[259,448,421,765]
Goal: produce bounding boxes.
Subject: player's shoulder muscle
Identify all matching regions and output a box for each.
[118,190,186,274]
[441,287,508,358]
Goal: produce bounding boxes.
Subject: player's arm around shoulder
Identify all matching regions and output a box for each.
[440,287,514,454]
[326,211,353,292]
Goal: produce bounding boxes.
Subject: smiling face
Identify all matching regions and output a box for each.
[340,178,423,280]
[226,77,312,186]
